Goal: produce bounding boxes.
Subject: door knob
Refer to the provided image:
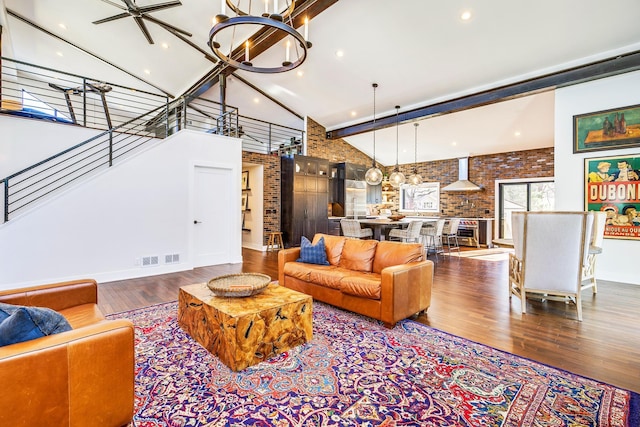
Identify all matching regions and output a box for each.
[194,220,201,224]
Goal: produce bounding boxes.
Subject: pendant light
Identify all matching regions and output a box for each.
[364,83,383,186]
[388,105,406,188]
[407,123,423,186]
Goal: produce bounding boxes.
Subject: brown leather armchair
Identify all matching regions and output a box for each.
[0,279,134,427]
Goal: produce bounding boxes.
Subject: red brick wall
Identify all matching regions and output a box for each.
[245,117,553,245]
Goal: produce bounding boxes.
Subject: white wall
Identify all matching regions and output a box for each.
[555,70,640,285]
[0,115,102,177]
[0,129,242,290]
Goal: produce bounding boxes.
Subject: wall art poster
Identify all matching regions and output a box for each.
[399,182,440,213]
[574,104,640,153]
[585,154,640,240]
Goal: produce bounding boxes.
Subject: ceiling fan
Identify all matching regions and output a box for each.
[93,0,217,61]
[93,0,189,44]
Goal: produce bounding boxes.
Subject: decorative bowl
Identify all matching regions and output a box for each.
[207,273,271,297]
[388,215,405,221]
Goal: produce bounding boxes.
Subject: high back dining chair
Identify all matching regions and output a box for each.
[421,219,446,261]
[582,211,607,292]
[509,211,594,321]
[340,219,373,239]
[388,220,423,243]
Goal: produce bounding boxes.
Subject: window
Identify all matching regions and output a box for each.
[498,180,555,238]
[399,182,440,213]
[22,89,71,122]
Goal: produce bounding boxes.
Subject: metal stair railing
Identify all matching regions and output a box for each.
[1,102,175,222]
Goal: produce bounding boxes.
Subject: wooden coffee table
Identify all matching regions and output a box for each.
[177,282,313,371]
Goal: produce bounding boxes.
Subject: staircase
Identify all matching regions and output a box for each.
[1,58,305,222]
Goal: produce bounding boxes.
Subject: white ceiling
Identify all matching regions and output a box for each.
[3,0,640,165]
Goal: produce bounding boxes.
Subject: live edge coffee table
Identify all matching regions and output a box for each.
[177,281,313,371]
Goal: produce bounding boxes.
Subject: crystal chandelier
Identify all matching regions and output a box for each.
[407,123,423,186]
[388,106,406,188]
[209,0,311,73]
[364,83,383,186]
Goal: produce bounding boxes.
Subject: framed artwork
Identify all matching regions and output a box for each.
[241,171,249,190]
[574,103,640,153]
[584,154,640,240]
[399,182,440,213]
[241,193,248,211]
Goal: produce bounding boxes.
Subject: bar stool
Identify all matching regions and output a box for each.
[266,231,284,252]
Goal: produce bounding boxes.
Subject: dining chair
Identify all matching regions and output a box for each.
[340,219,373,239]
[509,211,594,321]
[582,211,607,292]
[388,220,423,243]
[421,219,446,261]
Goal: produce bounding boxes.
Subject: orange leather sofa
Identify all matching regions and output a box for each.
[278,234,433,328]
[0,279,134,427]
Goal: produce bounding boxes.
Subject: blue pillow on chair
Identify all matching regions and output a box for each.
[0,302,72,347]
[296,236,330,265]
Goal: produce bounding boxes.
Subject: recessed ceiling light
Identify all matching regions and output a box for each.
[350,111,357,117]
[59,23,67,30]
[461,11,472,21]
[335,50,344,58]
[253,97,260,103]
[161,42,169,49]
[144,69,151,75]
[451,141,457,146]
[296,70,304,77]
[514,131,521,137]
[56,51,63,57]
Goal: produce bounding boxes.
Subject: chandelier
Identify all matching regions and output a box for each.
[209,0,311,73]
[388,106,406,188]
[407,123,423,186]
[364,83,383,186]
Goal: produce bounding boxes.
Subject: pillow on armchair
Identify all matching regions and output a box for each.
[297,236,330,265]
[0,302,72,347]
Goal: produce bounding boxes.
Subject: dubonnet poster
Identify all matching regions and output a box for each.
[585,154,640,240]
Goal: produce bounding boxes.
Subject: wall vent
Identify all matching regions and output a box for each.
[142,255,159,267]
[165,253,180,264]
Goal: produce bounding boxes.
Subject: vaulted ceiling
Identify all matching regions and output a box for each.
[3,0,640,165]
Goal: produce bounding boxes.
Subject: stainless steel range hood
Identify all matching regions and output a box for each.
[442,158,483,191]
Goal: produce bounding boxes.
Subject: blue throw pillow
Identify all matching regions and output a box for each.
[296,236,330,265]
[0,302,72,347]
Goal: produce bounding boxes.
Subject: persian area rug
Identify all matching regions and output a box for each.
[109,301,639,427]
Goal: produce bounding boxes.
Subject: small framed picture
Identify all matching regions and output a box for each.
[241,171,249,190]
[574,104,640,153]
[241,193,248,211]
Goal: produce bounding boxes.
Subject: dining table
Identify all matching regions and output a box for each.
[358,218,438,241]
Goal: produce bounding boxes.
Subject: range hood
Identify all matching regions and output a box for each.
[442,158,483,191]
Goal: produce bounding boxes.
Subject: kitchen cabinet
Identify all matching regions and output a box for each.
[281,155,329,247]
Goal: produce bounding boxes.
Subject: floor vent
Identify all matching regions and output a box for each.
[165,253,180,264]
[142,255,159,267]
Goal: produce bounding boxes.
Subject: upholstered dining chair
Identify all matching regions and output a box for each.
[509,211,594,321]
[421,219,446,261]
[388,220,423,243]
[582,211,607,292]
[340,219,373,239]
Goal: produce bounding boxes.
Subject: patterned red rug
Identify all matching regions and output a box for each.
[109,301,639,426]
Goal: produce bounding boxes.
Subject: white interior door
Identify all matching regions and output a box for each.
[193,166,233,267]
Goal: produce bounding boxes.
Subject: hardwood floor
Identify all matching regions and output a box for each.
[99,248,640,393]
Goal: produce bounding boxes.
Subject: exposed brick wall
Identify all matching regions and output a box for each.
[242,151,280,245]
[247,117,553,245]
[306,117,372,165]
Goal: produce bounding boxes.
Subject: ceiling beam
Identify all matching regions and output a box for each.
[326,50,640,140]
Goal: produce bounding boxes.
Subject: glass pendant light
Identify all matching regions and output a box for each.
[407,123,423,186]
[389,105,406,188]
[365,83,383,186]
